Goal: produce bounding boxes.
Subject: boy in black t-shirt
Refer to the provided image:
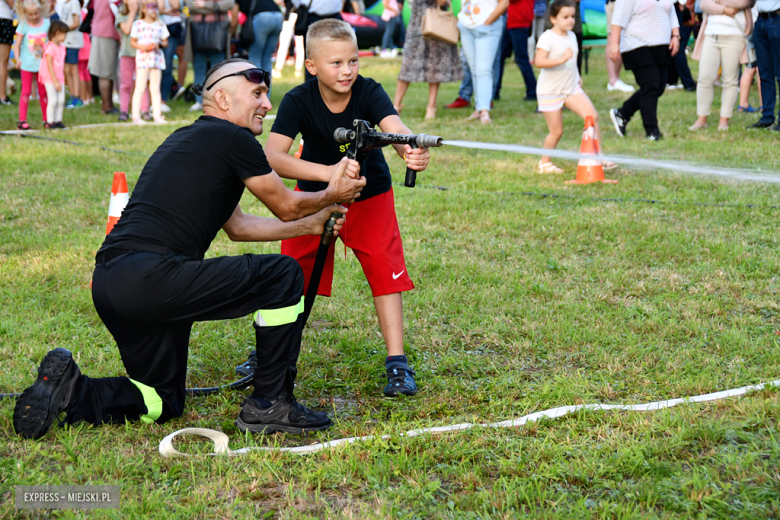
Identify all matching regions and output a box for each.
[266,19,431,397]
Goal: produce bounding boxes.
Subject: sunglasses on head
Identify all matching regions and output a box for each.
[207,68,270,91]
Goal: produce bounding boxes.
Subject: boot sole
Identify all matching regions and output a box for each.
[13,348,79,440]
[235,416,332,435]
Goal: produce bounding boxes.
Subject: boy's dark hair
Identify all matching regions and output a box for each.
[48,19,70,39]
[549,0,575,18]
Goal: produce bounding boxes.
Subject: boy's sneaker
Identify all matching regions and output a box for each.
[189,102,203,112]
[66,98,83,109]
[235,394,332,434]
[118,111,129,122]
[609,108,627,137]
[0,97,15,106]
[384,357,418,397]
[646,131,663,141]
[160,103,171,113]
[13,348,81,440]
[235,349,257,378]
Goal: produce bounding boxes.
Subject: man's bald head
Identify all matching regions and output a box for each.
[201,58,258,106]
[199,58,272,136]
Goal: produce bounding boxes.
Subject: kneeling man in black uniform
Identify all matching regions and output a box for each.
[13,59,366,439]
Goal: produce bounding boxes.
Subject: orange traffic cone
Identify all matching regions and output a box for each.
[565,116,617,185]
[105,172,129,235]
[294,138,304,158]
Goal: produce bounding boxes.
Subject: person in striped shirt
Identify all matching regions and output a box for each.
[607,0,681,140]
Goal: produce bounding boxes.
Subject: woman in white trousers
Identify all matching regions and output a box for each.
[689,0,756,131]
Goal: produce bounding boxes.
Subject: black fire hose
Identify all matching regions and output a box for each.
[301,211,344,325]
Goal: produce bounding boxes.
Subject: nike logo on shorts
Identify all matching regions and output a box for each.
[392,270,405,280]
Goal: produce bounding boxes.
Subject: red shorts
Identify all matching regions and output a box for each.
[281,188,414,298]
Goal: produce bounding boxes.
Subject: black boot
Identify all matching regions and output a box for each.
[14,348,81,439]
[235,393,331,434]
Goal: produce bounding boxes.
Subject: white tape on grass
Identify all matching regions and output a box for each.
[159,378,780,457]
[444,140,780,185]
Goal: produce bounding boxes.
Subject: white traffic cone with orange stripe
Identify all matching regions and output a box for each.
[565,116,617,185]
[294,138,304,159]
[105,172,129,235]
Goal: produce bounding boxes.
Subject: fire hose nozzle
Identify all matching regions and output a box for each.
[333,128,356,143]
[415,134,444,148]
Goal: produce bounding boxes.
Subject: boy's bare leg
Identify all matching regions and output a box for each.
[375,292,418,396]
[374,292,404,356]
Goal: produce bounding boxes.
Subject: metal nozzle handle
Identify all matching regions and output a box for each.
[321,211,343,245]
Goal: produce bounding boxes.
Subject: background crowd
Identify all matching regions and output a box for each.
[1,0,778,135]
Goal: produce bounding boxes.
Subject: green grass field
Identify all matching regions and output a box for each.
[2,52,780,519]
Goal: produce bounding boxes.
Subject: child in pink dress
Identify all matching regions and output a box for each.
[39,20,69,128]
[130,0,168,124]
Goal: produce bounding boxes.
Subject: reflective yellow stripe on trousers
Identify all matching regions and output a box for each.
[253,296,304,327]
[129,379,163,424]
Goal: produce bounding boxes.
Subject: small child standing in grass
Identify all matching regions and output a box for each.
[116,0,149,121]
[39,20,69,128]
[57,0,84,108]
[78,32,95,105]
[13,0,50,130]
[533,0,615,173]
[130,0,168,124]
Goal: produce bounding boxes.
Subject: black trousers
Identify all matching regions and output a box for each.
[620,45,669,135]
[67,250,305,426]
[668,24,696,89]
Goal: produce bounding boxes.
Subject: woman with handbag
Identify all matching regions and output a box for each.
[688,0,756,131]
[233,0,282,93]
[457,0,509,124]
[394,0,462,119]
[183,0,234,111]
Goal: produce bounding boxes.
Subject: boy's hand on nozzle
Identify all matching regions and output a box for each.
[310,205,347,236]
[327,157,366,204]
[404,145,430,172]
